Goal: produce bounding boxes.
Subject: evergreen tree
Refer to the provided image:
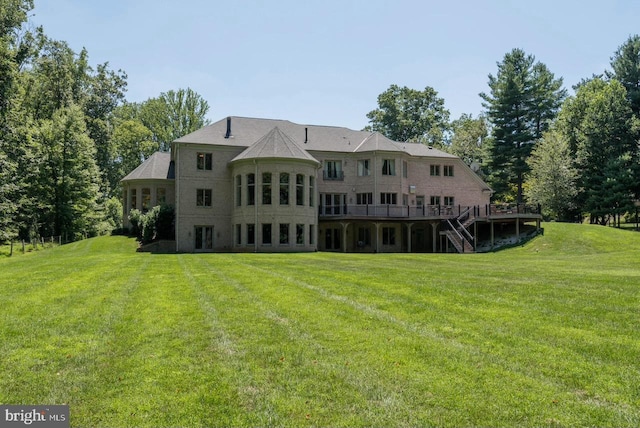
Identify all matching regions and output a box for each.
[525,129,578,221]
[608,34,640,116]
[480,48,566,203]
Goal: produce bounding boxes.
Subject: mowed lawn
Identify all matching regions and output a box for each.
[0,223,639,427]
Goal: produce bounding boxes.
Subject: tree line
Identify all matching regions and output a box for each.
[367,38,640,225]
[0,0,209,243]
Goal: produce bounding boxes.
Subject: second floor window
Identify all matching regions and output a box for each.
[430,165,440,176]
[380,192,397,205]
[197,153,212,170]
[444,196,455,206]
[235,175,242,206]
[296,174,304,206]
[262,173,272,205]
[356,192,373,205]
[197,189,212,207]
[430,196,441,206]
[280,173,289,205]
[247,173,255,206]
[357,159,370,176]
[382,159,395,176]
[444,165,454,176]
[324,160,343,180]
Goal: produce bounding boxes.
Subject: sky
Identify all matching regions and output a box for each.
[29,0,640,130]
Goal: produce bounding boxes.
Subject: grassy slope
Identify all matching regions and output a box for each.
[0,223,638,427]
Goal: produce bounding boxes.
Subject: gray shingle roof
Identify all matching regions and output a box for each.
[174,116,456,158]
[230,127,319,164]
[120,152,174,181]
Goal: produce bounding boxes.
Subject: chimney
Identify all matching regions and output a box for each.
[304,127,308,143]
[224,116,231,139]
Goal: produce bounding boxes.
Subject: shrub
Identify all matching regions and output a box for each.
[128,209,142,238]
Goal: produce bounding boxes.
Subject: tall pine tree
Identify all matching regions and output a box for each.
[480,48,566,203]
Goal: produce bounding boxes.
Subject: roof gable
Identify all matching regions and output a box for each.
[120,152,173,181]
[230,127,319,164]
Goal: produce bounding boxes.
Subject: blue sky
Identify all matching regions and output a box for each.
[31,0,640,130]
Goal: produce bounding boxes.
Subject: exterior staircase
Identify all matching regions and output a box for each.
[442,208,475,253]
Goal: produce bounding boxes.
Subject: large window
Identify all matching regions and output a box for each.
[324,160,343,180]
[296,174,304,206]
[444,165,454,177]
[380,192,397,205]
[196,189,212,207]
[262,223,272,245]
[382,227,396,245]
[357,159,370,176]
[322,193,346,215]
[235,175,242,207]
[247,224,255,245]
[195,226,213,250]
[142,188,151,212]
[197,153,212,170]
[430,165,440,176]
[357,227,371,247]
[157,188,166,205]
[296,224,305,245]
[130,189,137,210]
[280,173,289,205]
[356,192,373,205]
[262,173,272,205]
[382,159,396,176]
[279,223,289,245]
[247,173,255,206]
[309,176,315,206]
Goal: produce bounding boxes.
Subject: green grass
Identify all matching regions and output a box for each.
[0,223,639,427]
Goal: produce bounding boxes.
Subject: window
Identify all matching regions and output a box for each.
[197,153,212,170]
[403,194,409,206]
[430,165,440,176]
[195,226,213,250]
[262,173,272,205]
[309,176,315,206]
[262,223,272,245]
[382,159,396,176]
[130,189,137,210]
[324,160,343,180]
[247,173,255,206]
[403,160,408,178]
[279,173,289,205]
[196,189,212,207]
[382,227,396,245]
[356,192,373,205]
[430,196,441,206]
[247,224,255,245]
[380,192,397,205]
[357,159,370,176]
[322,193,346,215]
[296,174,304,206]
[235,175,242,206]
[309,224,315,245]
[444,196,455,206]
[157,188,166,205]
[416,196,425,207]
[444,165,454,177]
[296,224,304,245]
[235,224,242,245]
[279,223,289,245]
[142,188,151,212]
[357,227,371,247]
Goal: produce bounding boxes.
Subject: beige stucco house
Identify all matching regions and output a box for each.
[121,116,541,253]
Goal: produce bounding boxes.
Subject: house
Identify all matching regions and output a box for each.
[121,116,541,253]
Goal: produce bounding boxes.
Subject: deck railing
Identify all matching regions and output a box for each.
[318,203,541,219]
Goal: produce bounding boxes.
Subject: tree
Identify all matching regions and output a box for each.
[480,48,566,203]
[34,105,102,239]
[111,119,157,181]
[448,113,488,167]
[138,88,210,151]
[525,129,578,221]
[558,78,639,225]
[608,34,640,115]
[365,84,450,147]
